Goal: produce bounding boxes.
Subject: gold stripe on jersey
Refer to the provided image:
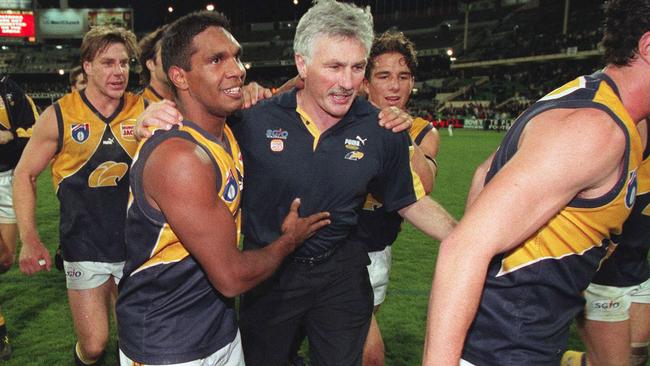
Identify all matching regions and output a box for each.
[296,106,322,151]
[410,117,431,142]
[498,75,643,277]
[539,77,585,102]
[130,123,243,276]
[131,224,189,276]
[51,91,145,190]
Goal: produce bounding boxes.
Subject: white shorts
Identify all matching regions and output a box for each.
[459,359,475,366]
[367,246,392,306]
[63,260,124,290]
[119,330,245,366]
[583,277,650,322]
[0,170,15,224]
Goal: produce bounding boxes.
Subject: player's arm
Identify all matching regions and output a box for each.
[465,150,496,209]
[422,109,627,365]
[398,196,457,240]
[13,105,59,274]
[144,139,330,297]
[411,128,440,194]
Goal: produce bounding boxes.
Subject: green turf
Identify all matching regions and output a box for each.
[0,129,630,365]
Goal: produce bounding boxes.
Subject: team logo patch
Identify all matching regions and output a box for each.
[266,128,288,139]
[345,151,364,161]
[223,171,239,203]
[88,161,128,188]
[625,170,637,208]
[71,123,90,143]
[121,124,135,141]
[270,139,284,152]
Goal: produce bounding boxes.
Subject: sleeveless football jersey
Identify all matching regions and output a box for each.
[140,86,164,103]
[117,121,243,364]
[351,117,433,252]
[463,72,643,365]
[592,125,650,287]
[51,90,146,262]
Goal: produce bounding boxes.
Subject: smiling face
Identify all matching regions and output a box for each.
[364,51,414,110]
[174,26,246,119]
[83,42,130,101]
[295,34,367,126]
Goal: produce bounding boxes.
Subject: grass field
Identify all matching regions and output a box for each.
[0,129,595,365]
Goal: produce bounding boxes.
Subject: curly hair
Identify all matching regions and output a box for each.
[602,0,650,66]
[366,31,418,79]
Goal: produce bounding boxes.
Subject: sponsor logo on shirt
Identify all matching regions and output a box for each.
[121,123,135,140]
[345,138,360,150]
[270,139,284,152]
[266,128,288,139]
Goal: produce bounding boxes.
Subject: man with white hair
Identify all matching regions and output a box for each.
[233,1,455,365]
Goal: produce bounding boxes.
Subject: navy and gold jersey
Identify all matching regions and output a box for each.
[117,121,242,364]
[230,88,424,261]
[52,90,146,262]
[0,76,39,172]
[592,124,650,287]
[350,117,433,252]
[140,86,164,103]
[463,72,643,365]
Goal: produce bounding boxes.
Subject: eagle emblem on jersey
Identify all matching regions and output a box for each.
[88,161,129,188]
[71,123,90,143]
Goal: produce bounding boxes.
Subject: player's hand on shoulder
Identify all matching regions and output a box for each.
[135,100,183,140]
[18,239,51,275]
[280,198,330,251]
[242,82,272,109]
[379,106,413,132]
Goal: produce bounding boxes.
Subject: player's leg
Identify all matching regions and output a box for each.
[239,265,307,366]
[0,224,17,272]
[363,246,391,366]
[0,170,16,361]
[0,170,17,273]
[305,265,373,366]
[577,283,633,366]
[629,279,650,366]
[363,313,384,366]
[66,261,121,365]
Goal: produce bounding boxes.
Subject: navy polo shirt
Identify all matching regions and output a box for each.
[229,88,424,258]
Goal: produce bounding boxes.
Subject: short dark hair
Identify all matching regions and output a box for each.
[161,10,230,94]
[366,31,418,79]
[69,66,85,87]
[138,25,168,86]
[602,0,650,66]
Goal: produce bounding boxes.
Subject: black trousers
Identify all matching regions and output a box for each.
[239,244,373,366]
